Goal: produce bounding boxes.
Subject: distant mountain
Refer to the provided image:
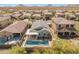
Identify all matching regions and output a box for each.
[64,4,79,7]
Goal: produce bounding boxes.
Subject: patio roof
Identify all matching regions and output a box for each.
[25,29,38,35]
[1,20,27,33]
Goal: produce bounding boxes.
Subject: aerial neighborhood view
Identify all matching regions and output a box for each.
[0,4,79,54]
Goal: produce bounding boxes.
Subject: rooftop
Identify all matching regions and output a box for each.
[52,17,75,24]
[0,16,11,21]
[31,20,49,30]
[1,20,27,33]
[25,20,50,35]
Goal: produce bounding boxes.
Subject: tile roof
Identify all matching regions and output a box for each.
[52,17,75,24]
[30,20,50,33]
[1,20,27,33]
[0,16,11,21]
[31,20,49,30]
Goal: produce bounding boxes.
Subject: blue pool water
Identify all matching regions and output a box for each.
[25,40,49,45]
[0,36,20,45]
[0,38,7,45]
[14,36,20,41]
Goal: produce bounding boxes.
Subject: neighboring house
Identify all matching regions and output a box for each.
[11,12,22,20]
[31,14,42,21]
[56,10,66,13]
[19,13,32,20]
[33,10,42,14]
[43,12,53,21]
[75,13,79,21]
[55,12,65,18]
[0,20,28,45]
[0,15,12,30]
[8,9,15,13]
[65,12,76,20]
[0,15,11,22]
[26,10,33,14]
[52,17,76,38]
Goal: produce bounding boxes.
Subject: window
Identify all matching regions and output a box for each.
[49,24,52,27]
[71,25,74,28]
[59,24,61,27]
[64,32,69,36]
[44,33,46,36]
[66,25,69,28]
[58,32,63,36]
[71,32,75,35]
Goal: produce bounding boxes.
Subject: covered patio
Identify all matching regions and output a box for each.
[58,31,76,39]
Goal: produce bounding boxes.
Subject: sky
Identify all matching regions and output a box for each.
[0,4,64,7]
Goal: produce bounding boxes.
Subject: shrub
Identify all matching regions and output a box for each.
[9,45,27,54]
[32,39,79,54]
[52,39,79,54]
[32,48,41,54]
[32,48,54,54]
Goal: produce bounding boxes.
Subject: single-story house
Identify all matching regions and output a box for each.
[31,14,42,21]
[0,20,28,45]
[43,12,53,20]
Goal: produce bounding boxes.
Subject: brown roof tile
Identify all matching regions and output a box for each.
[1,20,27,33]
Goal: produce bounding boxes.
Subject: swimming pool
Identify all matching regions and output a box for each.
[26,40,48,45]
[23,40,49,47]
[0,38,7,45]
[0,36,20,45]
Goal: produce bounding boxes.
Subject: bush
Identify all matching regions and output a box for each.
[52,39,79,54]
[32,48,41,54]
[9,45,27,54]
[32,48,52,54]
[32,39,79,54]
